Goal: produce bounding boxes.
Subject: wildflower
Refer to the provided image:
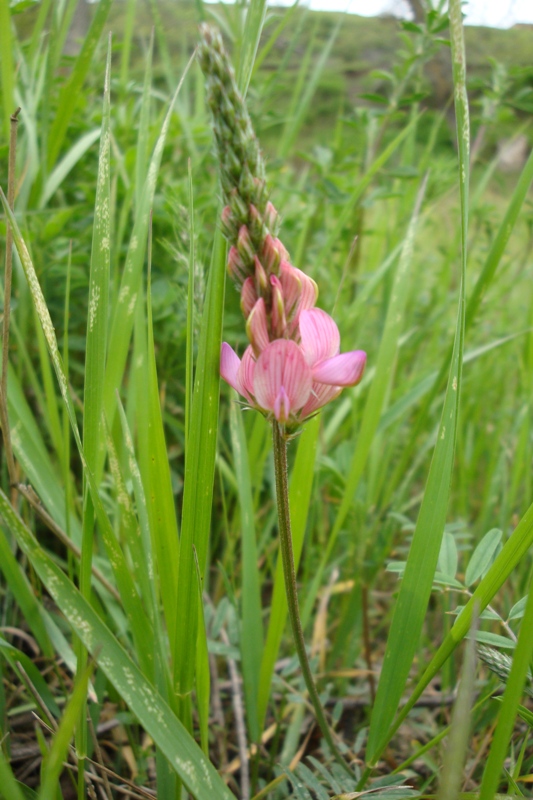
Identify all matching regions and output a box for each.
[199,24,366,429]
[221,308,366,429]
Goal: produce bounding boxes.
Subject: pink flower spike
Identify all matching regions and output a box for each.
[241,277,257,319]
[246,297,270,356]
[299,308,340,366]
[253,339,312,423]
[312,350,367,387]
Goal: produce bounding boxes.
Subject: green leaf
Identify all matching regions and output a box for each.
[438,532,458,579]
[465,529,503,587]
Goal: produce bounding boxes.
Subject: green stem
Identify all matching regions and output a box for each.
[272,421,352,776]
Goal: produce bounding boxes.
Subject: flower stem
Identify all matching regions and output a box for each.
[272,421,352,776]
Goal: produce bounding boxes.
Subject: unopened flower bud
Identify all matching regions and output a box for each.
[249,204,264,240]
[264,201,279,234]
[237,225,255,264]
[221,205,236,240]
[270,275,287,339]
[262,234,288,275]
[254,255,268,294]
[227,246,247,284]
[241,277,257,319]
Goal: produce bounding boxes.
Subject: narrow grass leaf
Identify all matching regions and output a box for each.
[0,636,60,718]
[0,195,153,679]
[480,576,533,799]
[0,526,53,658]
[47,0,113,168]
[103,53,195,441]
[318,117,419,264]
[366,0,469,763]
[38,128,101,209]
[194,547,210,755]
[0,490,236,800]
[137,233,180,647]
[303,178,427,626]
[0,751,26,800]
[38,666,92,800]
[237,0,267,96]
[230,393,263,742]
[278,20,339,159]
[174,225,226,724]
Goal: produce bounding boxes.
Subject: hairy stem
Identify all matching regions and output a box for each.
[272,421,352,775]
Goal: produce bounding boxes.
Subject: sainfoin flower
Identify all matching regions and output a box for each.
[221,308,366,428]
[198,24,366,429]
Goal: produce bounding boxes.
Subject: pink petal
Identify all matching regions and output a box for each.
[301,383,343,417]
[312,350,367,386]
[238,346,256,398]
[241,278,257,319]
[299,308,340,366]
[253,340,312,422]
[279,261,302,317]
[220,343,243,394]
[246,298,270,356]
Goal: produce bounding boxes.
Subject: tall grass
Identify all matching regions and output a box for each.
[0,0,533,798]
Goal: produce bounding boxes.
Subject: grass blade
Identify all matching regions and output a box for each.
[237,0,268,97]
[174,225,226,725]
[47,0,113,169]
[479,575,533,797]
[102,54,194,441]
[302,177,427,627]
[0,488,236,800]
[366,0,470,763]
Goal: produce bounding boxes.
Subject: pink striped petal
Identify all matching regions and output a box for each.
[220,343,243,394]
[241,278,257,319]
[301,383,342,418]
[253,339,312,422]
[299,308,340,366]
[312,350,367,386]
[279,261,302,317]
[246,298,270,356]
[239,346,256,397]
